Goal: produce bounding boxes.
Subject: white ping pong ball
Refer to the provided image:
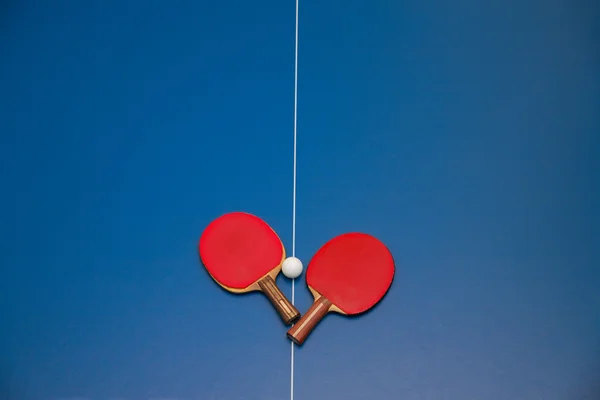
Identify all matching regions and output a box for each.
[282,256,303,279]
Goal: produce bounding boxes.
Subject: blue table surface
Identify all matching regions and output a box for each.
[1,1,599,399]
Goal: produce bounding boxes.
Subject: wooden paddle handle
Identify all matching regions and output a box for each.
[258,275,300,325]
[286,296,332,345]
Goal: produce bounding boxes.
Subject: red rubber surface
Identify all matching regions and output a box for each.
[199,212,284,290]
[306,232,395,315]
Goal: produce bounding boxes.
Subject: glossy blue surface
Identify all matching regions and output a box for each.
[1,0,599,399]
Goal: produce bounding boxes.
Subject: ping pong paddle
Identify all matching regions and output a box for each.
[198,211,301,325]
[286,232,395,345]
